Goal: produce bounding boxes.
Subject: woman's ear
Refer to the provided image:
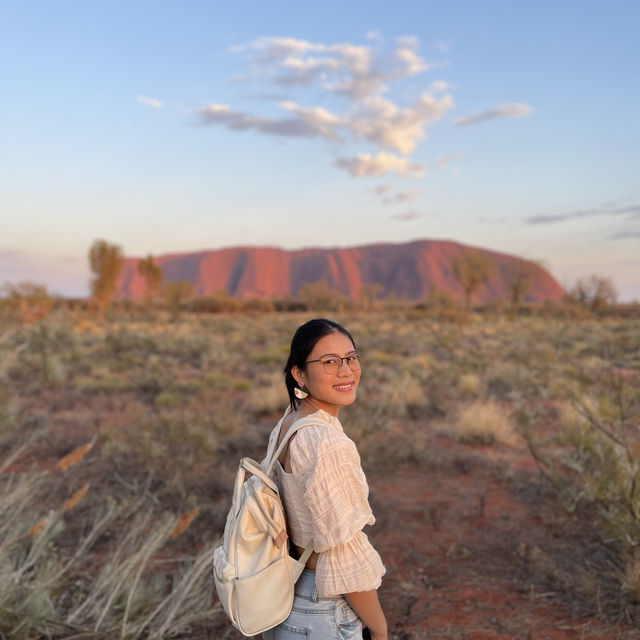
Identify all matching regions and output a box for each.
[291,365,304,388]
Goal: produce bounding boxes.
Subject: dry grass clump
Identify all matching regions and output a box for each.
[380,374,427,419]
[248,371,289,415]
[452,399,517,446]
[0,439,218,640]
[458,373,482,397]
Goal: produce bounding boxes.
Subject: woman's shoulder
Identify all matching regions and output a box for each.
[291,414,359,468]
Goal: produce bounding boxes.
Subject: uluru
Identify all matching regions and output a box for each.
[116,239,564,303]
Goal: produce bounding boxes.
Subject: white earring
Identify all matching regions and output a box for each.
[294,386,308,399]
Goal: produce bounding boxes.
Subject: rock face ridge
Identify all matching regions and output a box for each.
[116,239,564,302]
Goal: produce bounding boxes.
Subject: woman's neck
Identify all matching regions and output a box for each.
[299,396,339,418]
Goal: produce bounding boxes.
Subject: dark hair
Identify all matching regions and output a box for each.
[283,318,357,410]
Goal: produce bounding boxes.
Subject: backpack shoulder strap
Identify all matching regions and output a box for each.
[264,414,324,476]
[263,406,291,466]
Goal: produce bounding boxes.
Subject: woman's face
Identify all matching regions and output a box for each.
[292,332,361,416]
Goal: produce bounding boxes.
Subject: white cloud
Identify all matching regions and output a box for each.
[348,91,454,153]
[137,94,164,109]
[248,37,380,96]
[196,34,530,185]
[279,101,342,138]
[394,36,432,76]
[198,102,341,139]
[246,35,438,101]
[198,87,453,154]
[394,46,431,75]
[438,152,463,169]
[252,37,319,60]
[335,152,425,177]
[455,103,533,126]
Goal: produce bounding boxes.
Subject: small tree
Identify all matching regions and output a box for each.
[163,281,194,316]
[137,255,164,304]
[451,251,494,312]
[568,275,617,312]
[297,281,341,311]
[1,281,53,323]
[89,240,123,321]
[357,283,382,312]
[505,259,538,309]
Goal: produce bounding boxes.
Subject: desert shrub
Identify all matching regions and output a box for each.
[458,373,482,397]
[3,321,75,388]
[241,297,276,313]
[451,399,516,445]
[188,293,240,313]
[412,286,464,322]
[0,281,54,323]
[522,365,640,619]
[105,326,159,358]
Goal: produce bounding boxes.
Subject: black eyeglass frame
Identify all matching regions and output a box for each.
[305,353,361,373]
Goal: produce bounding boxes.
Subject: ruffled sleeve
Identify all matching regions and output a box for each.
[290,424,386,596]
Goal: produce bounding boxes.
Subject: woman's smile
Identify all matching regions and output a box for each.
[333,382,354,391]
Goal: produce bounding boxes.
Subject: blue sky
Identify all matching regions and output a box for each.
[2,0,639,300]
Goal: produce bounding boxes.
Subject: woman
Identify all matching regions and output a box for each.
[262,319,387,640]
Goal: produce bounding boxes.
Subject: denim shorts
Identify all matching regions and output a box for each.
[262,569,363,640]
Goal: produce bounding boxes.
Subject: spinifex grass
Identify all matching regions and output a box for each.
[0,450,218,639]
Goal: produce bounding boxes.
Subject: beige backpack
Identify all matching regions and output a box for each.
[212,418,315,636]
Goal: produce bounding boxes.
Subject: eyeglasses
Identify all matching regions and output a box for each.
[305,354,361,375]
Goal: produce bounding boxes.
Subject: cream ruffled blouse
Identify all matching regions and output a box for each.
[264,409,386,597]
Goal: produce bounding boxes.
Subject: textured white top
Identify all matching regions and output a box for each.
[264,409,385,597]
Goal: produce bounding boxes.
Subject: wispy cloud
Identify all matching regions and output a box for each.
[526,202,640,225]
[434,39,453,52]
[335,153,425,177]
[137,94,164,109]
[455,103,532,126]
[428,80,449,93]
[608,229,640,240]
[372,183,418,204]
[391,210,423,221]
[374,184,393,196]
[198,102,341,139]
[438,151,462,169]
[383,190,418,205]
